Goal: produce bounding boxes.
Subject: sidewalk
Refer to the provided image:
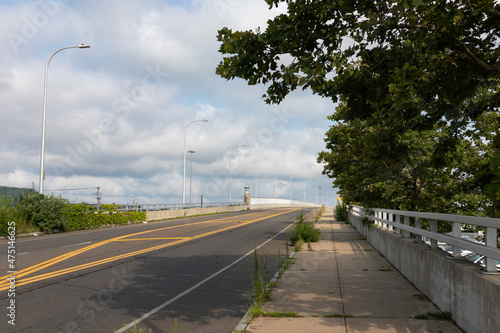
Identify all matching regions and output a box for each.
[241,208,463,332]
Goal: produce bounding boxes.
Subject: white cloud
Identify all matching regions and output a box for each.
[0,0,337,206]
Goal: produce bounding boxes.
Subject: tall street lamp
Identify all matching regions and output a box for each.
[182,119,208,205]
[254,158,267,197]
[229,144,246,203]
[39,44,90,194]
[188,150,195,205]
[316,186,322,204]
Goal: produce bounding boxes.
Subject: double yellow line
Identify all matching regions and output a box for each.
[1,208,297,290]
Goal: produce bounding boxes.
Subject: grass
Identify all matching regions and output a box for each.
[114,323,152,333]
[414,311,453,320]
[263,311,300,318]
[324,313,353,318]
[294,238,304,252]
[252,249,271,306]
[313,205,326,222]
[334,202,347,221]
[290,210,321,249]
[249,244,296,320]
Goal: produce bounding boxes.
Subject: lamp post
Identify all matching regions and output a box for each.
[303,180,306,202]
[274,165,284,198]
[188,150,195,205]
[316,186,322,205]
[182,119,208,205]
[229,144,246,203]
[39,44,90,194]
[254,158,267,197]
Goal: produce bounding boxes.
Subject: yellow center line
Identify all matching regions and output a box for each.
[113,237,190,241]
[0,215,247,283]
[0,208,299,290]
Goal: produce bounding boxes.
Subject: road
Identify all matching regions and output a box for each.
[1,208,309,333]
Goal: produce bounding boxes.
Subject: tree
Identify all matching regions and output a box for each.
[216,0,500,215]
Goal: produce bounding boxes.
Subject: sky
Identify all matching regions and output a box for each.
[0,0,338,207]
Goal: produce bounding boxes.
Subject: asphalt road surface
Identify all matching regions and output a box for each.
[1,208,310,333]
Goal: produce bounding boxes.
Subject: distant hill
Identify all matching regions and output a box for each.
[0,186,35,203]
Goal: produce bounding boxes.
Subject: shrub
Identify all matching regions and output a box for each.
[37,195,69,232]
[290,210,320,246]
[334,202,348,221]
[17,192,43,226]
[0,196,18,235]
[17,193,68,233]
[64,203,146,231]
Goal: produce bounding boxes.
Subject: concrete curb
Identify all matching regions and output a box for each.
[234,251,298,332]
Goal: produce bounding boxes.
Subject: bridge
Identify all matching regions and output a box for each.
[348,206,500,333]
[141,197,322,221]
[117,193,499,332]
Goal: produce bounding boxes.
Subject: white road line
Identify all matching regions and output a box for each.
[116,222,296,333]
[62,241,92,248]
[18,252,29,255]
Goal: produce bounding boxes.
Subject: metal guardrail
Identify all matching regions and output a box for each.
[349,205,500,272]
[119,202,248,212]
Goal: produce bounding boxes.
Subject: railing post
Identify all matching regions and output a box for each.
[395,214,400,235]
[485,227,498,272]
[451,221,462,258]
[404,215,410,238]
[415,217,422,242]
[388,213,394,231]
[430,219,438,248]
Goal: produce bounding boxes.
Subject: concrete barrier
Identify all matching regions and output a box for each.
[146,205,248,221]
[348,210,500,333]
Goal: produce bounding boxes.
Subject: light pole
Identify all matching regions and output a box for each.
[274,170,277,198]
[316,186,322,204]
[304,180,306,201]
[274,165,285,198]
[254,158,267,197]
[39,44,90,194]
[188,150,195,205]
[229,144,246,203]
[182,119,208,205]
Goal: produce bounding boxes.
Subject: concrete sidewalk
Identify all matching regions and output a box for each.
[241,208,463,333]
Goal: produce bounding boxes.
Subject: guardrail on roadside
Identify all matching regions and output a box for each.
[349,205,500,272]
[119,202,248,212]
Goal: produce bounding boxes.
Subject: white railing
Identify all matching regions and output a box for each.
[349,205,500,272]
[119,202,247,212]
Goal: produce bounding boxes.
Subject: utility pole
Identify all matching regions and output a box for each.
[92,187,102,210]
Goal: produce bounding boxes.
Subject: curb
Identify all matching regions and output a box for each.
[234,251,297,332]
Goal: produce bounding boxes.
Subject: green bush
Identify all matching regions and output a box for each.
[37,195,69,232]
[17,192,43,226]
[64,204,146,231]
[1,194,147,235]
[0,196,18,235]
[334,202,348,221]
[290,210,320,246]
[16,193,69,233]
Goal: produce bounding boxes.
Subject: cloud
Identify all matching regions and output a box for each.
[0,0,337,206]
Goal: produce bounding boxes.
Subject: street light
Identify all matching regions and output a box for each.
[39,44,90,194]
[182,119,208,205]
[254,158,267,197]
[188,150,195,205]
[316,186,322,204]
[229,144,246,203]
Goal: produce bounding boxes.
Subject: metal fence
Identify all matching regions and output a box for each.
[349,205,500,272]
[119,202,248,212]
